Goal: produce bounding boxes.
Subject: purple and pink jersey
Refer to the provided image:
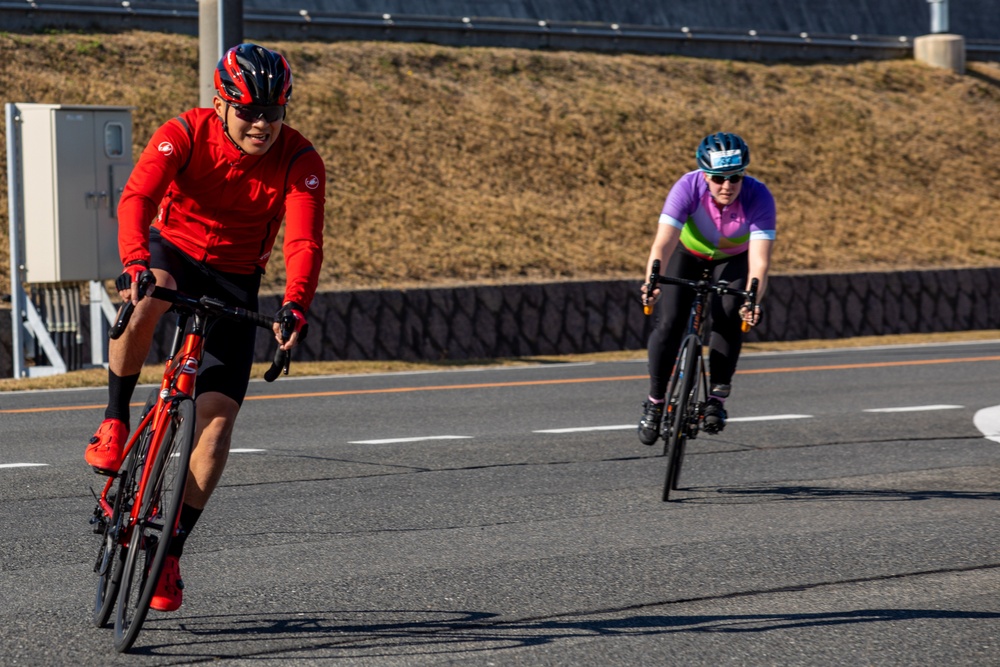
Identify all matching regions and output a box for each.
[659,170,776,260]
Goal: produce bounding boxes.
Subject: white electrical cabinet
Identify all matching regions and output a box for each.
[19,104,133,282]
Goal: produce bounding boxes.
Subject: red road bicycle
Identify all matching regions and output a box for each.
[89,279,294,652]
[644,258,758,501]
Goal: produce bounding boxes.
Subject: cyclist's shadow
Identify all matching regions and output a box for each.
[676,485,1000,504]
[132,607,1000,658]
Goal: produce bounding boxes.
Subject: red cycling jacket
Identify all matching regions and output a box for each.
[117,107,325,310]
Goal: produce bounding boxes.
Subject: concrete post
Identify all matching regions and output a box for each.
[199,0,244,108]
[914,34,965,74]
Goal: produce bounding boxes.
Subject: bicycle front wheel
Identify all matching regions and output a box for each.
[93,390,159,627]
[114,398,194,653]
[662,336,700,501]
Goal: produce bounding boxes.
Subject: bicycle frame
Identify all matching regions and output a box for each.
[95,309,206,547]
[659,271,712,473]
[91,284,293,650]
[644,258,758,501]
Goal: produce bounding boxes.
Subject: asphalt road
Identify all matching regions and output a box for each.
[2,340,999,665]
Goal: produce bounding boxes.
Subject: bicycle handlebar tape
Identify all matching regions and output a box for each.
[108,301,135,340]
[644,259,661,316]
[264,348,289,383]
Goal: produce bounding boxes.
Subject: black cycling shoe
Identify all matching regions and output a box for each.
[702,397,727,434]
[638,401,664,445]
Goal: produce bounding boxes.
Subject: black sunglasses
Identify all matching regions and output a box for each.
[230,103,285,123]
[708,172,744,184]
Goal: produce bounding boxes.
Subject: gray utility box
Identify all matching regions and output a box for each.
[19,104,133,283]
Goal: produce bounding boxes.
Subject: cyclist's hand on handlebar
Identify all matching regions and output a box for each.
[273,302,308,351]
[739,302,762,327]
[115,260,155,305]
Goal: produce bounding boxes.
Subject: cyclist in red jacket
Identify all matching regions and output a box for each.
[84,43,325,612]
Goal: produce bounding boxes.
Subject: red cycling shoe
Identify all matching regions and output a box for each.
[150,555,184,612]
[84,418,128,475]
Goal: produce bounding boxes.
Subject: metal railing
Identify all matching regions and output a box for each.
[2,2,997,61]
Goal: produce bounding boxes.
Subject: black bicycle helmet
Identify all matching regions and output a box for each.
[214,43,292,107]
[696,132,750,174]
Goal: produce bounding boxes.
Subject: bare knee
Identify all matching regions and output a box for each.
[194,393,240,456]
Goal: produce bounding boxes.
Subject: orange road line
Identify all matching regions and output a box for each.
[2,355,999,415]
[241,375,643,401]
[736,354,1000,374]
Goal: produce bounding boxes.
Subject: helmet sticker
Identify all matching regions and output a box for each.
[304,175,320,190]
[157,141,174,156]
[709,149,742,170]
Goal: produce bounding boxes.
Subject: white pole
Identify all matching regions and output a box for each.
[5,103,24,378]
[928,0,949,34]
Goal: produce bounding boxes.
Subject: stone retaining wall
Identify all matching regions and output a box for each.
[2,267,999,377]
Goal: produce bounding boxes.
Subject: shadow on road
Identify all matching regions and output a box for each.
[129,606,1000,659]
[677,485,1000,504]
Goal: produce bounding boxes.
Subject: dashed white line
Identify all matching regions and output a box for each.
[0,463,48,469]
[172,448,265,458]
[727,414,813,422]
[974,406,1000,443]
[537,415,814,433]
[863,405,963,413]
[349,436,474,445]
[535,425,634,434]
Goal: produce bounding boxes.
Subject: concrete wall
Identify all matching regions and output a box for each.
[262,267,1000,366]
[0,267,1000,377]
[5,267,998,378]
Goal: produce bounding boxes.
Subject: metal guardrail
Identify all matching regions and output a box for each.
[2,2,998,61]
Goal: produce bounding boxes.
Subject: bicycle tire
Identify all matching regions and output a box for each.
[662,336,700,501]
[92,390,159,627]
[92,473,128,627]
[671,343,705,492]
[113,398,194,653]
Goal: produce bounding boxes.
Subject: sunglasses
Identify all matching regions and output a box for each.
[230,103,285,123]
[708,172,744,184]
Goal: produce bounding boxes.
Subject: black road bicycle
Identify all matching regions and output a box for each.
[644,259,758,501]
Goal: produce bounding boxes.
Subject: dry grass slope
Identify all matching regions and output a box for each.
[1,31,999,300]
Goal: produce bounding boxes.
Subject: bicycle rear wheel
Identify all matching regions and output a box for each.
[662,337,700,501]
[92,390,159,628]
[113,397,194,653]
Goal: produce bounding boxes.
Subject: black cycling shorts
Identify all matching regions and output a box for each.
[148,228,263,405]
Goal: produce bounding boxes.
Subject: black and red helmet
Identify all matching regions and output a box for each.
[214,43,292,107]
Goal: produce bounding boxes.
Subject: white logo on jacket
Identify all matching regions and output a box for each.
[157,142,174,156]
[304,175,320,190]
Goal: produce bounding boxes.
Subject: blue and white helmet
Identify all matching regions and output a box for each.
[696,132,750,174]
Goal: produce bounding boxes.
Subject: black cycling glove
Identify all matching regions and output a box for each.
[115,260,155,300]
[275,302,308,343]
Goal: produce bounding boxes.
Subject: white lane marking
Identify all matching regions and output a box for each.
[863,405,963,413]
[535,425,634,434]
[537,415,814,433]
[172,448,265,457]
[0,463,48,469]
[727,414,813,422]
[349,436,473,444]
[974,406,1000,443]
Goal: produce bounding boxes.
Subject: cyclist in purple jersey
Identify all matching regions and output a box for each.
[638,132,776,445]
